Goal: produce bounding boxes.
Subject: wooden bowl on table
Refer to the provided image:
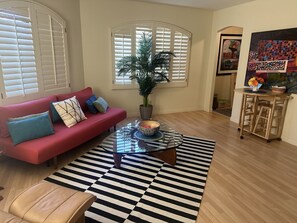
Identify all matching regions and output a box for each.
[271,86,286,94]
[137,120,160,136]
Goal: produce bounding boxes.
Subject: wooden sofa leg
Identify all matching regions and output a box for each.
[53,156,58,169]
[46,157,58,169]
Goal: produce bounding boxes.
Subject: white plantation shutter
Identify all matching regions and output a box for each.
[155,27,171,53]
[113,33,132,85]
[36,11,68,92]
[136,26,152,57]
[172,31,190,82]
[0,1,70,105]
[112,21,191,88]
[0,7,38,98]
[155,27,171,78]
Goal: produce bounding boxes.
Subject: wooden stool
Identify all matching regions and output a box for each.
[253,96,289,142]
[238,94,258,138]
[253,105,272,140]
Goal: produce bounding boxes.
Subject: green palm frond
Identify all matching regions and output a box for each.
[116,32,175,106]
[151,51,175,71]
[117,56,138,76]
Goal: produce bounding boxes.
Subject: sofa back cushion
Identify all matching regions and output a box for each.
[0,95,57,138]
[56,87,93,112]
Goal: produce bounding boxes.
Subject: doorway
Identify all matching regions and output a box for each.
[213,26,243,117]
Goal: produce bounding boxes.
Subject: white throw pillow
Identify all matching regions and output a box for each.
[53,96,87,127]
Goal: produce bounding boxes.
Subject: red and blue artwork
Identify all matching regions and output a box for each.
[245,28,297,93]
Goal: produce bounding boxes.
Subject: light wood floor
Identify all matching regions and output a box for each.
[1,111,297,222]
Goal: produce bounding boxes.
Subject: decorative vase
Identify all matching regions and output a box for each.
[252,86,258,92]
[139,104,153,120]
[252,83,262,92]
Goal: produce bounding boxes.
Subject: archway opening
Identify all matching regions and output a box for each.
[212,26,243,117]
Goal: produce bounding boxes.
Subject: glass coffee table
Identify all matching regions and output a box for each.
[99,121,183,168]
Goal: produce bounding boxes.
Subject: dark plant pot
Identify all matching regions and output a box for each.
[139,104,153,120]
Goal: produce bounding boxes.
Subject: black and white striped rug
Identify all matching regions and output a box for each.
[45,135,215,223]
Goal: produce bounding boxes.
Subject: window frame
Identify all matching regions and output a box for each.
[111,21,192,90]
[0,0,70,106]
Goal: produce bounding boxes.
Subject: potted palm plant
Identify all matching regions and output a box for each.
[117,33,174,119]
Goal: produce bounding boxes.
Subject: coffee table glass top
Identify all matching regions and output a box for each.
[100,121,183,154]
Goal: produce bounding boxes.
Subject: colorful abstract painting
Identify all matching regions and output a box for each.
[244,28,297,93]
[217,35,242,75]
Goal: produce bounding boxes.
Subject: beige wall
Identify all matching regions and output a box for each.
[207,0,297,145]
[214,75,232,100]
[34,0,85,91]
[79,0,213,117]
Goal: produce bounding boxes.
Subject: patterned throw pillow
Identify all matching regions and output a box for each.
[53,96,87,128]
[93,97,109,113]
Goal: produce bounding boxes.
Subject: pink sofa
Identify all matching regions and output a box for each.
[0,87,127,164]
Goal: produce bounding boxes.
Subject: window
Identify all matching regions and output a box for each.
[0,1,70,105]
[112,21,191,88]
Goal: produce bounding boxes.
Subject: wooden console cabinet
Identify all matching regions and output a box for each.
[235,88,291,142]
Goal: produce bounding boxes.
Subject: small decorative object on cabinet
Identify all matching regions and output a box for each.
[271,86,286,93]
[248,76,264,92]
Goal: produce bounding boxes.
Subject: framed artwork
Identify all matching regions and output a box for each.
[217,34,242,75]
[244,27,297,93]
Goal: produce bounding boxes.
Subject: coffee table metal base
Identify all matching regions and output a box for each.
[113,148,176,168]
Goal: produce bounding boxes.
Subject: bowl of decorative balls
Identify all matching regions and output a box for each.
[271,86,286,93]
[137,120,160,136]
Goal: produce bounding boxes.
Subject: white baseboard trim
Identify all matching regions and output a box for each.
[126,106,201,118]
[280,136,297,146]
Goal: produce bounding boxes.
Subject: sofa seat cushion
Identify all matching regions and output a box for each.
[0,95,57,138]
[1,108,127,164]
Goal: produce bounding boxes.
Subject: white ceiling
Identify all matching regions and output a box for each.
[129,0,255,10]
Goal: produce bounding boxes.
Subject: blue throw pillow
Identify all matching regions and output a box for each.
[86,95,98,114]
[50,102,61,122]
[9,111,50,122]
[7,112,55,145]
[93,97,109,113]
